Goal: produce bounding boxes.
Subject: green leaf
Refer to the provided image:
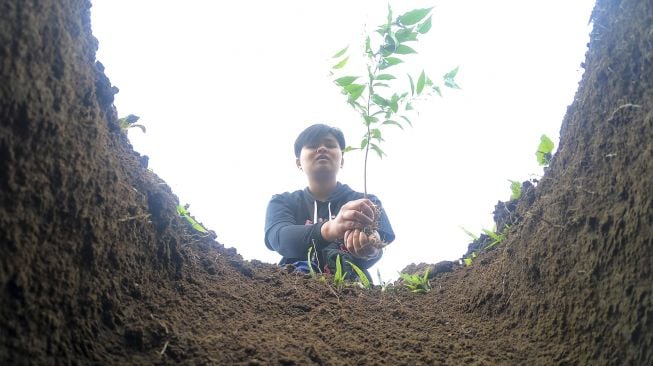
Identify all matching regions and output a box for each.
[509,180,522,200]
[360,138,369,150]
[334,76,358,87]
[345,261,371,288]
[443,66,461,89]
[372,94,389,107]
[373,82,390,88]
[176,205,208,233]
[390,94,399,113]
[332,56,349,70]
[432,85,442,96]
[344,83,365,101]
[383,120,404,130]
[399,115,413,127]
[343,146,357,153]
[371,128,383,141]
[416,16,433,34]
[408,74,415,96]
[460,226,479,241]
[364,115,379,124]
[398,8,433,26]
[307,246,316,277]
[130,124,146,133]
[394,44,417,55]
[332,46,349,58]
[396,28,418,43]
[365,36,373,58]
[405,103,413,111]
[416,70,426,95]
[379,57,403,70]
[370,143,386,159]
[382,34,397,55]
[536,135,555,166]
[376,74,396,80]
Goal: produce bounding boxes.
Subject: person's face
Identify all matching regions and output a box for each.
[296,134,343,180]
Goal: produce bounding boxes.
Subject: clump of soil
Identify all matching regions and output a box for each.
[1,0,652,364]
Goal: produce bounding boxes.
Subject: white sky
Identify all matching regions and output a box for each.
[91,0,595,280]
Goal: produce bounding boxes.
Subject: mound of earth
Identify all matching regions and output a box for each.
[1,0,651,364]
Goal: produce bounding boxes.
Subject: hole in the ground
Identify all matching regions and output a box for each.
[89,1,595,280]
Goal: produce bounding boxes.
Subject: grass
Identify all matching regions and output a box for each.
[399,268,430,293]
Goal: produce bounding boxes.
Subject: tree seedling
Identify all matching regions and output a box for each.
[330,5,459,197]
[399,268,430,293]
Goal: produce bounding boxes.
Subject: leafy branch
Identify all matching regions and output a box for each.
[331,5,459,196]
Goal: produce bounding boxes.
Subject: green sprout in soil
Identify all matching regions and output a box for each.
[399,268,430,293]
[508,180,522,200]
[345,260,371,288]
[330,5,459,197]
[118,114,146,134]
[333,254,347,288]
[536,134,554,166]
[463,251,477,267]
[307,246,317,278]
[176,204,208,234]
[376,269,393,292]
[482,225,508,250]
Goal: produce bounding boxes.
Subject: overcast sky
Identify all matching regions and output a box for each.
[91,0,595,280]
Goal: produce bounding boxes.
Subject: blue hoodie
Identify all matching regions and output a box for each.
[264,182,395,269]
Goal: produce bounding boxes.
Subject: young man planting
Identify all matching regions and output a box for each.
[264,124,395,278]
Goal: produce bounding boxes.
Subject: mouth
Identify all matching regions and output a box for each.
[316,155,330,161]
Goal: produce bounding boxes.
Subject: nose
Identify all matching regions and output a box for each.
[316,145,328,153]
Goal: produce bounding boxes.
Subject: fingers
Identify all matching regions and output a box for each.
[344,199,376,221]
[345,229,380,259]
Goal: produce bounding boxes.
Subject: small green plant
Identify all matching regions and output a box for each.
[333,254,347,288]
[345,260,371,288]
[460,226,479,241]
[399,268,430,293]
[331,5,458,196]
[376,269,392,292]
[463,251,477,266]
[176,204,208,234]
[482,225,508,250]
[118,114,146,134]
[307,246,317,278]
[536,134,554,166]
[508,180,522,200]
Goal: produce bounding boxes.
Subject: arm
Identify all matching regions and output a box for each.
[264,195,330,259]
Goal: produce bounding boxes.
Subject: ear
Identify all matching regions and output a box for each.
[340,157,344,168]
[296,158,302,170]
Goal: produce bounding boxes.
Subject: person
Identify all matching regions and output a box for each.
[264,123,395,278]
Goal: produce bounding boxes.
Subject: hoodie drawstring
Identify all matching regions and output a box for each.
[313,201,333,223]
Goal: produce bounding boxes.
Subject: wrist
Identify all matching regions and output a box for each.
[320,221,334,242]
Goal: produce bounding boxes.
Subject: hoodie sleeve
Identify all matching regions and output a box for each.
[264,194,330,259]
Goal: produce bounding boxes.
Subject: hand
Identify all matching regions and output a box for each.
[343,229,382,259]
[321,199,375,242]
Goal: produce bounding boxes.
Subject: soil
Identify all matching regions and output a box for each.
[1,0,652,364]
